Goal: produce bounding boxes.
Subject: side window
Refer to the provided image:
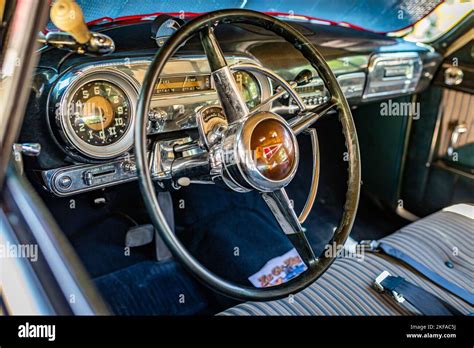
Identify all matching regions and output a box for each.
[0,295,8,315]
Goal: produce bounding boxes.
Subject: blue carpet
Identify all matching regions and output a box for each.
[70,214,154,278]
[94,260,211,315]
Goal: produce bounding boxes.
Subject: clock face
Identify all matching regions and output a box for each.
[68,80,131,147]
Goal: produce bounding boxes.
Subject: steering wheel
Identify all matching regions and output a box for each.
[135,9,361,301]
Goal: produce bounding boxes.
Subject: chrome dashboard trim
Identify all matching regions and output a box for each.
[40,158,139,197]
[232,62,306,111]
[39,136,201,196]
[363,52,422,100]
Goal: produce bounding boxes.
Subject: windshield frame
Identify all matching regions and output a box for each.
[48,0,446,35]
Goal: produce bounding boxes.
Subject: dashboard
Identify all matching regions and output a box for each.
[23,19,442,197]
[49,56,271,162]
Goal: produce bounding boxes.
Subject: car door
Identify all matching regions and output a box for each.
[0,0,107,316]
[433,27,473,172]
[401,13,474,216]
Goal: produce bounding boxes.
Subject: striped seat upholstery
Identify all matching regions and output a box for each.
[220,205,474,315]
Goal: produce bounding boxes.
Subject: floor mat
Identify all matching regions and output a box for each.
[69,214,154,278]
[94,260,211,315]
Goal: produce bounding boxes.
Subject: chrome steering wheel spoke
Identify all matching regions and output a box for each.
[248,81,297,114]
[229,61,337,135]
[289,99,339,135]
[200,27,249,123]
[230,62,306,115]
[262,188,317,266]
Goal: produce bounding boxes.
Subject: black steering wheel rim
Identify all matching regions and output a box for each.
[135,9,361,301]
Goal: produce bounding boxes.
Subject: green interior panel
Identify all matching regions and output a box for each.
[353,96,411,207]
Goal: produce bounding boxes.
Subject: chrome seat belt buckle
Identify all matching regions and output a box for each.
[374,270,405,303]
[359,240,380,251]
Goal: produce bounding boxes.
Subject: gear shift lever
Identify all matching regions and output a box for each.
[50,0,91,44]
[42,0,114,56]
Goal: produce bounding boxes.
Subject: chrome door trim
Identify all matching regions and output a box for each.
[0,210,55,315]
[3,166,110,315]
[0,1,49,184]
[426,95,445,168]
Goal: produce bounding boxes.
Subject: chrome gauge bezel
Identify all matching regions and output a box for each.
[56,70,138,160]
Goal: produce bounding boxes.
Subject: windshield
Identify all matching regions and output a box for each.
[72,0,444,33]
[404,0,473,42]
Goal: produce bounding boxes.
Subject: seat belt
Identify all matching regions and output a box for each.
[374,271,463,316]
[361,240,474,306]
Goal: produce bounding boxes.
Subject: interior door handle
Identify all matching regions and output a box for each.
[447,123,467,157]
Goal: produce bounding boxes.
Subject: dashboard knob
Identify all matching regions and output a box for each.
[122,161,137,173]
[83,170,93,186]
[57,175,72,189]
[295,69,313,86]
[207,123,227,144]
[149,109,168,123]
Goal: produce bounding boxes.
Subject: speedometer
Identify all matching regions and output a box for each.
[58,72,137,160]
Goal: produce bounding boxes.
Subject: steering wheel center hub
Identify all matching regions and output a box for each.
[250,118,296,181]
[221,111,299,192]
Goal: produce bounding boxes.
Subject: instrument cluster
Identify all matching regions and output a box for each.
[49,57,267,162]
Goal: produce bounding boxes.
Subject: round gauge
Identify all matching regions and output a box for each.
[233,71,261,109]
[59,73,137,159]
[70,81,130,146]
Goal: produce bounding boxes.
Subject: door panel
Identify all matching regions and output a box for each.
[401,31,474,215]
[437,88,474,171]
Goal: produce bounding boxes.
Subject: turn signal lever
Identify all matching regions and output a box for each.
[39,0,114,56]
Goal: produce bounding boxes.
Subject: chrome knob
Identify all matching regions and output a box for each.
[122,161,137,173]
[207,123,227,144]
[12,143,41,156]
[148,108,168,122]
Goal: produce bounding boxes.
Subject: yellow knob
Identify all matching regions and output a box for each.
[50,0,91,44]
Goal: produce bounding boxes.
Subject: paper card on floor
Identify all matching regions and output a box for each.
[248,248,308,288]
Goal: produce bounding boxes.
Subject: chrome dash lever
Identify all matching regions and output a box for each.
[12,143,41,175]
